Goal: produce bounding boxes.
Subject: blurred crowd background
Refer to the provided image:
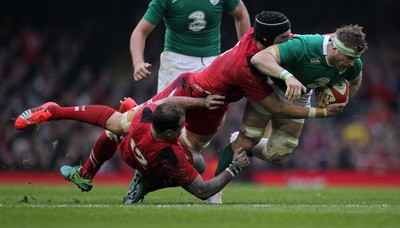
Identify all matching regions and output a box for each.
[1,0,399,175]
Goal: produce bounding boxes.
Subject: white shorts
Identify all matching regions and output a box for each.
[249,78,313,124]
[157,51,218,92]
[269,78,312,123]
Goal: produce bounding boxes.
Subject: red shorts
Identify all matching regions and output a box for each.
[151,73,230,136]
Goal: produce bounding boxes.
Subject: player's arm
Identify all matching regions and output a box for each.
[106,95,225,135]
[156,95,225,111]
[130,18,155,81]
[348,72,362,98]
[257,91,345,118]
[229,0,251,39]
[121,95,225,130]
[182,147,250,200]
[251,45,306,102]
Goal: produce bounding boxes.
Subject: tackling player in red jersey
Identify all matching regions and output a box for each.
[14,95,250,202]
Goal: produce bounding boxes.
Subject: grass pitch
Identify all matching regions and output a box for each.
[0,183,399,228]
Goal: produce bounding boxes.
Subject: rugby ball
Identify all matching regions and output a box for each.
[318,80,349,104]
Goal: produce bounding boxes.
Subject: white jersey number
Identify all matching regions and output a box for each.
[130,139,148,170]
[188,11,207,32]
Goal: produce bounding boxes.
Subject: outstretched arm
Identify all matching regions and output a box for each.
[257,91,345,119]
[155,95,225,110]
[182,147,250,200]
[118,95,226,134]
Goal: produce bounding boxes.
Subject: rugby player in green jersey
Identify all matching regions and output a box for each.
[131,0,250,92]
[209,24,367,204]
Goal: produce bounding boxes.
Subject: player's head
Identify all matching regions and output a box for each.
[334,24,368,58]
[329,24,368,71]
[153,103,185,139]
[254,11,291,47]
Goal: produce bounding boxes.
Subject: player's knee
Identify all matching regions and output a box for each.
[265,131,299,165]
[105,130,118,141]
[180,129,210,152]
[267,153,290,166]
[120,111,132,133]
[236,124,264,151]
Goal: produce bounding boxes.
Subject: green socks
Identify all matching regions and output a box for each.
[214,143,234,176]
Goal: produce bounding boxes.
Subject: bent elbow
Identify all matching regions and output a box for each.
[195,189,209,200]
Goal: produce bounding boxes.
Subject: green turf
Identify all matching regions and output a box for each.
[0,183,399,227]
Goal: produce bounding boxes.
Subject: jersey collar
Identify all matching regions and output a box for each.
[323,35,334,67]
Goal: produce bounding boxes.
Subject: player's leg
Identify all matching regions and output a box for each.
[60,130,119,192]
[15,103,118,191]
[16,99,138,192]
[15,102,123,134]
[214,100,271,175]
[207,100,271,204]
[123,169,149,204]
[61,98,138,191]
[259,81,311,165]
[264,118,303,165]
[228,118,303,165]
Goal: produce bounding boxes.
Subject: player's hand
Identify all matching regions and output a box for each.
[204,94,225,110]
[284,76,307,102]
[315,89,330,108]
[133,62,152,81]
[325,103,346,117]
[232,147,250,171]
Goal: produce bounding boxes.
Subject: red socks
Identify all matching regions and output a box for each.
[80,131,118,179]
[47,104,117,180]
[48,105,115,128]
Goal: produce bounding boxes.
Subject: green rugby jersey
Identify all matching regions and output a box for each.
[274,34,362,91]
[144,0,239,57]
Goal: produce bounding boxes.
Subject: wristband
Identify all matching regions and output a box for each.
[279,70,293,80]
[225,168,235,177]
[308,107,316,118]
[225,161,241,177]
[308,108,328,118]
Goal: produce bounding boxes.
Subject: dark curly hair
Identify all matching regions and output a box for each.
[335,24,368,54]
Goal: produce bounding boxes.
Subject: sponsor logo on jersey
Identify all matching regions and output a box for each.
[306,77,330,88]
[210,0,219,5]
[193,84,205,93]
[310,58,321,64]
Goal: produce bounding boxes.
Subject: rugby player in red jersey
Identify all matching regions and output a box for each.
[14,95,250,203]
